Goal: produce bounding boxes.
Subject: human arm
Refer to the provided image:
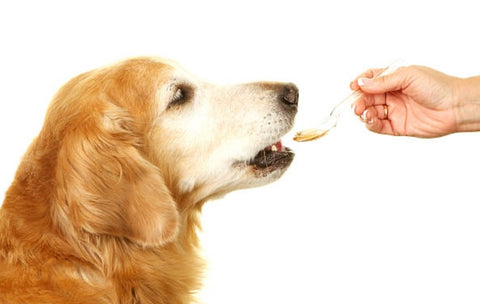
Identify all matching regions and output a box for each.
[350,65,480,137]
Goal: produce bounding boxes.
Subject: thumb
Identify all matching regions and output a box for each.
[357,69,407,94]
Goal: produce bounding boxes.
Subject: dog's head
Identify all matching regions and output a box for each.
[148,59,298,199]
[42,57,297,247]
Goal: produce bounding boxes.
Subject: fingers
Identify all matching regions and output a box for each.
[356,104,395,135]
[364,116,395,135]
[350,66,411,136]
[351,67,396,116]
[353,92,387,116]
[350,68,383,91]
[354,66,409,95]
[359,104,388,122]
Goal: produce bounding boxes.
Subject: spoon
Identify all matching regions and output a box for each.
[293,59,403,142]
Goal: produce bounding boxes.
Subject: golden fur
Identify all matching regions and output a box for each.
[0,57,298,303]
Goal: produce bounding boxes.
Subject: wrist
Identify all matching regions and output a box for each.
[453,76,480,133]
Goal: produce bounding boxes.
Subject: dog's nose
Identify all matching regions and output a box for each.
[281,83,299,108]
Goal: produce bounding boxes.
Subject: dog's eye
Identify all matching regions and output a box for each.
[172,88,184,103]
[168,85,192,109]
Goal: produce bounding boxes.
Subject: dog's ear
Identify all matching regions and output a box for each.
[57,105,178,247]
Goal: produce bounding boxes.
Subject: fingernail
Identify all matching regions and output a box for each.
[361,109,368,121]
[358,78,371,86]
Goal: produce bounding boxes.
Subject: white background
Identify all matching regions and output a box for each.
[1,1,480,303]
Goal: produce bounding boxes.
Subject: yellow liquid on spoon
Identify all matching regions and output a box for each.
[293,129,329,142]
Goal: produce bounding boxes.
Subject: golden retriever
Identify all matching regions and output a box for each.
[0,57,298,304]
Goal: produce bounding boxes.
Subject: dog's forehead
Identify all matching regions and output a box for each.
[150,57,192,79]
[160,61,202,88]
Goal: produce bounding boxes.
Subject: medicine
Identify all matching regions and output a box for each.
[293,129,329,142]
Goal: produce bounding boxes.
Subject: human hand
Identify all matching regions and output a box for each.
[351,65,461,138]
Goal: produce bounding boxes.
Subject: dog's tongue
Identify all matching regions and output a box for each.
[274,141,283,151]
[265,141,283,152]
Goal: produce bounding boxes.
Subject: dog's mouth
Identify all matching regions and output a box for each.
[245,140,294,176]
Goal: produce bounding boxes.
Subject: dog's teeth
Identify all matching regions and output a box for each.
[271,144,278,152]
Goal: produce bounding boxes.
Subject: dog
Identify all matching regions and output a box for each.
[0,57,298,303]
